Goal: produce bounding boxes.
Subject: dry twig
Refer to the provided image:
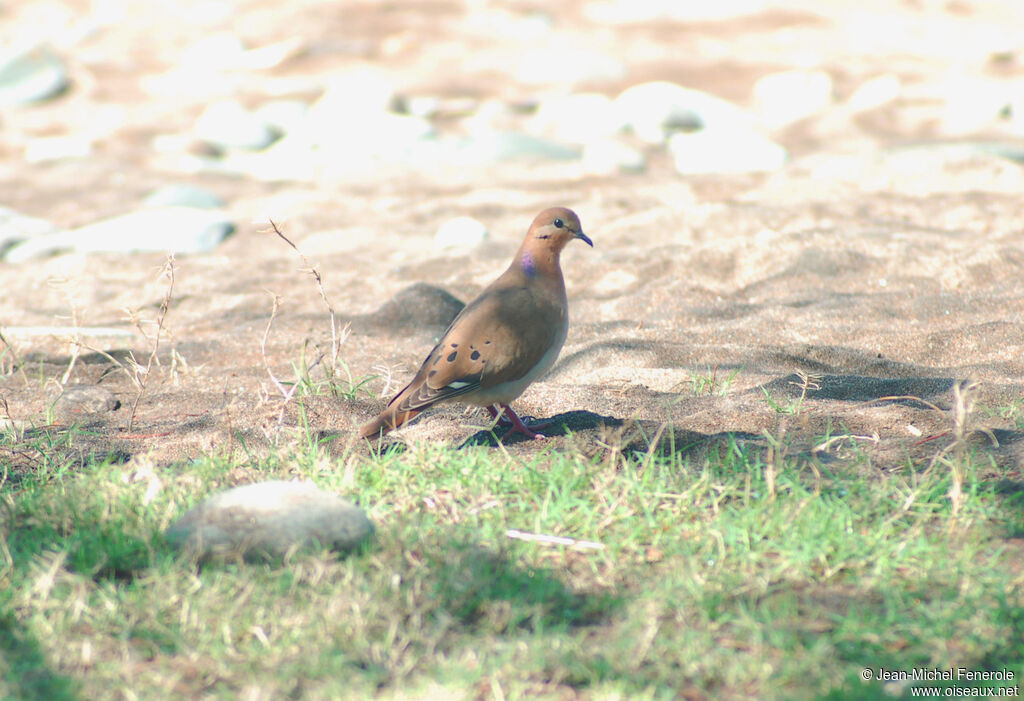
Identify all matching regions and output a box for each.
[126,255,176,432]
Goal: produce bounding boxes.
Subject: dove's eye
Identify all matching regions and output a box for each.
[553,218,564,229]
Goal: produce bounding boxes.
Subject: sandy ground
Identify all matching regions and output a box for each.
[1,0,1022,480]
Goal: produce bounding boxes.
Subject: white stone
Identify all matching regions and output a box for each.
[194,100,280,150]
[141,68,232,100]
[180,33,247,69]
[166,480,373,560]
[613,81,755,144]
[581,138,647,175]
[0,43,68,106]
[179,33,301,71]
[942,76,1010,135]
[254,99,309,134]
[516,46,625,85]
[216,135,317,181]
[585,0,765,23]
[529,92,619,144]
[302,71,434,162]
[465,9,553,40]
[434,216,489,251]
[669,128,787,174]
[402,95,443,119]
[0,206,62,256]
[753,69,833,129]
[144,184,225,209]
[4,207,234,262]
[24,135,92,163]
[451,131,580,164]
[314,111,435,158]
[313,69,397,117]
[847,74,901,112]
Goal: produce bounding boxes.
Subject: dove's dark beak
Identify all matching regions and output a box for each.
[576,231,593,247]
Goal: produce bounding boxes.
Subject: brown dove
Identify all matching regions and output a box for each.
[359,207,592,440]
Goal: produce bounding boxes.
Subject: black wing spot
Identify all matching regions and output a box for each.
[470,350,480,361]
[450,343,458,348]
[446,351,457,362]
[428,370,437,377]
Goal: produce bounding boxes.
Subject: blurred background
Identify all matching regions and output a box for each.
[1,0,1023,262]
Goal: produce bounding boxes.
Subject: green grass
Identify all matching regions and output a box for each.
[676,365,742,397]
[1,417,1022,700]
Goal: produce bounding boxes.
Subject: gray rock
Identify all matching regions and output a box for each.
[434,216,489,251]
[144,184,226,209]
[166,480,373,561]
[361,282,464,332]
[4,207,235,261]
[53,385,120,418]
[0,43,68,106]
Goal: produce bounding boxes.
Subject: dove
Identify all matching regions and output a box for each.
[360,207,592,441]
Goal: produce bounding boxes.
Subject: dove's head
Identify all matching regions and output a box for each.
[527,207,592,252]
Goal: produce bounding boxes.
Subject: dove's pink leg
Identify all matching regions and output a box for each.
[492,404,547,439]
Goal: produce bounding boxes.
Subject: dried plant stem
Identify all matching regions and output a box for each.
[268,220,349,372]
[260,293,323,440]
[0,327,30,386]
[506,529,605,550]
[946,379,980,520]
[126,255,176,433]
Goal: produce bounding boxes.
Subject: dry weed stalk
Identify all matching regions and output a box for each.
[0,326,29,386]
[939,378,992,520]
[505,529,605,550]
[260,293,316,439]
[43,261,176,432]
[789,370,822,414]
[259,221,357,441]
[763,419,787,500]
[46,278,84,386]
[268,219,350,377]
[877,380,995,522]
[124,255,176,432]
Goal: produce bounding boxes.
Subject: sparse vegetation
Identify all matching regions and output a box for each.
[681,365,742,397]
[1,392,1022,699]
[0,229,1019,699]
